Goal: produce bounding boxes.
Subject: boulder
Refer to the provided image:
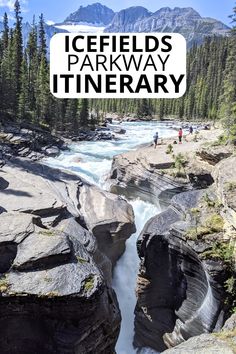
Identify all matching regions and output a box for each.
[44,146,60,157]
[78,184,136,265]
[113,127,126,134]
[162,333,235,354]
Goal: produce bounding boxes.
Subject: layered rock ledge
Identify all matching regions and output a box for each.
[108,128,235,352]
[0,155,135,353]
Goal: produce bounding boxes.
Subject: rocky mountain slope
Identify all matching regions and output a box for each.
[1,3,229,47]
[105,6,229,46]
[64,3,115,26]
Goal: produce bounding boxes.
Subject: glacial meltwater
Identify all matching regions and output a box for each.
[46,121,176,353]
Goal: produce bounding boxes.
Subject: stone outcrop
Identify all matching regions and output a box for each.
[163,314,236,354]
[196,146,233,165]
[0,156,135,353]
[109,151,189,205]
[162,332,236,354]
[134,187,234,352]
[109,142,216,206]
[78,184,136,266]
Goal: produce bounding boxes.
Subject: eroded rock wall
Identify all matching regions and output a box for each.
[0,157,135,353]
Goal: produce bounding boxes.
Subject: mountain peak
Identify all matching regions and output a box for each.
[64,3,115,26]
[105,5,229,47]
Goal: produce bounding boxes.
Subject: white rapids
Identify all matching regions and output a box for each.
[46,121,177,353]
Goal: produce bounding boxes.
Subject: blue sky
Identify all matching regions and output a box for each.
[0,0,234,26]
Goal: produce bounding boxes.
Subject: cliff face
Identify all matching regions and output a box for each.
[163,314,236,353]
[0,155,135,353]
[133,153,236,351]
[109,138,235,352]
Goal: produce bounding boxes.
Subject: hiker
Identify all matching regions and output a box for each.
[153,132,159,149]
[189,126,193,134]
[178,128,183,144]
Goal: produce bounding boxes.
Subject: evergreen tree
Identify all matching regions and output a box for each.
[2,13,9,51]
[27,16,38,113]
[65,99,79,132]
[220,3,236,142]
[12,0,23,114]
[18,51,29,119]
[79,99,89,127]
[38,14,47,60]
[137,99,152,118]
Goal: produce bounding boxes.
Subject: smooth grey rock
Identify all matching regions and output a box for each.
[8,262,102,297]
[44,146,60,157]
[0,163,65,216]
[0,212,36,244]
[223,314,236,331]
[78,184,136,265]
[134,190,225,352]
[13,230,72,271]
[162,333,235,354]
[109,152,188,205]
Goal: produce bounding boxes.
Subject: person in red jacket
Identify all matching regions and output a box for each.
[178,128,183,144]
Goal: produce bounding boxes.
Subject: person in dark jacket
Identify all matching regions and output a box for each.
[153,132,159,149]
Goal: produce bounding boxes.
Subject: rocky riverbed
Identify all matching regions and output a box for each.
[0,121,235,353]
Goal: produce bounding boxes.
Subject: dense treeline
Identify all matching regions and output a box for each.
[0,1,235,136]
[92,34,235,123]
[0,1,92,133]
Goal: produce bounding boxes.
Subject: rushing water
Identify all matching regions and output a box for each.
[46,121,176,354]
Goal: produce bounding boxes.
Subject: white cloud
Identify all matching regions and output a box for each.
[0,0,28,12]
[0,0,15,11]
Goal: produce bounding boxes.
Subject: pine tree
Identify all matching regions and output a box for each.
[12,0,23,114]
[220,4,236,142]
[79,99,89,127]
[137,99,152,118]
[2,12,9,51]
[27,16,38,113]
[18,51,29,119]
[65,99,79,132]
[38,14,47,60]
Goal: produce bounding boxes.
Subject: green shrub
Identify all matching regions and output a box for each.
[166,144,173,155]
[205,214,224,233]
[201,242,234,264]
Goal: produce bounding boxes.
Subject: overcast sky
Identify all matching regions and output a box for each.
[0,0,234,26]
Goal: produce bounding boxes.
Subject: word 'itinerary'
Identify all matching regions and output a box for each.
[50,33,187,99]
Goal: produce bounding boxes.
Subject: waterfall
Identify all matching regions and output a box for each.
[45,121,175,354]
[113,199,160,354]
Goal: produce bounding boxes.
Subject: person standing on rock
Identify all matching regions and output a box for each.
[178,128,183,144]
[189,126,193,134]
[153,132,159,149]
